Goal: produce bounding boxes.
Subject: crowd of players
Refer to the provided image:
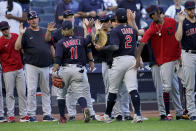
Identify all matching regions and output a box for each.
[0,0,196,124]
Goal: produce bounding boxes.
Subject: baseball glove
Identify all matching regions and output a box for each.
[52,77,64,88]
[92,30,107,47]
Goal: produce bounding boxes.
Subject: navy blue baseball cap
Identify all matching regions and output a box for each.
[62,20,73,30]
[63,10,74,18]
[99,15,109,22]
[146,5,159,16]
[27,11,38,20]
[158,6,164,14]
[0,21,9,30]
[115,8,127,21]
[184,1,195,9]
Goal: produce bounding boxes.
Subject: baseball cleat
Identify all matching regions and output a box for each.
[115,115,123,121]
[83,108,90,123]
[95,114,104,121]
[0,117,7,123]
[58,116,67,124]
[190,116,196,121]
[132,114,143,123]
[20,115,29,122]
[43,115,57,122]
[124,116,133,120]
[176,115,189,120]
[29,116,38,122]
[95,114,113,123]
[167,114,173,121]
[68,116,76,121]
[8,116,15,123]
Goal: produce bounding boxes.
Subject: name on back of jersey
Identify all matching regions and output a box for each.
[63,39,81,48]
[121,28,134,35]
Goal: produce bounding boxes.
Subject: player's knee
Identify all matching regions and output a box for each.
[107,93,117,102]
[129,90,140,101]
[78,97,87,108]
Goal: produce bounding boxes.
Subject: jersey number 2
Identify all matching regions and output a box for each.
[125,35,132,48]
[70,47,78,59]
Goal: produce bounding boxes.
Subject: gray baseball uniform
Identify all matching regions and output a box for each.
[21,28,52,117]
[0,67,4,118]
[66,67,95,117]
[102,62,130,118]
[151,64,183,116]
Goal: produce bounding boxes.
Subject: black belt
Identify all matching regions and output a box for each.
[185,50,196,54]
[62,64,83,68]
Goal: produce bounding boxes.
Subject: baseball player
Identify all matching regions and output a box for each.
[93,14,133,121]
[52,20,91,124]
[0,21,28,122]
[148,43,187,120]
[135,5,186,119]
[15,11,55,122]
[145,8,187,120]
[175,1,196,121]
[95,8,142,123]
[46,10,95,121]
[0,66,6,123]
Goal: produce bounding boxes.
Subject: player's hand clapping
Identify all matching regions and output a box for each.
[19,23,26,35]
[177,11,185,23]
[47,22,57,32]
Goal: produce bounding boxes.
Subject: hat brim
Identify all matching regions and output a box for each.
[27,16,38,20]
[63,13,74,18]
[0,26,9,30]
[185,7,195,10]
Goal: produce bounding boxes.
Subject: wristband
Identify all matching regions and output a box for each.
[89,59,94,62]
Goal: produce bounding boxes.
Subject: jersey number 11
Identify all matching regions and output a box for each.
[70,47,78,59]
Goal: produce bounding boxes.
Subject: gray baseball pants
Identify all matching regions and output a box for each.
[66,67,95,117]
[3,69,27,117]
[25,64,51,117]
[152,64,183,116]
[0,68,4,117]
[102,62,130,117]
[181,50,196,117]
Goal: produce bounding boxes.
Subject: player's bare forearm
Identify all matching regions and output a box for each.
[51,45,55,61]
[58,16,64,21]
[175,21,183,42]
[135,42,145,68]
[15,33,23,50]
[45,30,52,42]
[53,64,59,72]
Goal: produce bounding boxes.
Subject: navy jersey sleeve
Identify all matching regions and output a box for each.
[84,35,92,46]
[54,40,64,65]
[109,29,120,45]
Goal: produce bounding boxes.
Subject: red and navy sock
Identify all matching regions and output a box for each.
[105,93,117,117]
[129,90,141,116]
[163,92,170,115]
[58,99,65,117]
[78,97,87,109]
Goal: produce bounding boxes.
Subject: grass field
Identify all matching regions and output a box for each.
[0,118,196,131]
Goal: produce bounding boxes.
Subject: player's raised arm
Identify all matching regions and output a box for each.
[175,11,185,42]
[45,22,57,42]
[127,9,145,36]
[15,23,26,50]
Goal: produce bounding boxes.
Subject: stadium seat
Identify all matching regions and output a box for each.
[31,1,53,8]
[141,0,157,8]
[158,0,173,6]
[39,13,55,22]
[31,7,44,14]
[43,6,55,14]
